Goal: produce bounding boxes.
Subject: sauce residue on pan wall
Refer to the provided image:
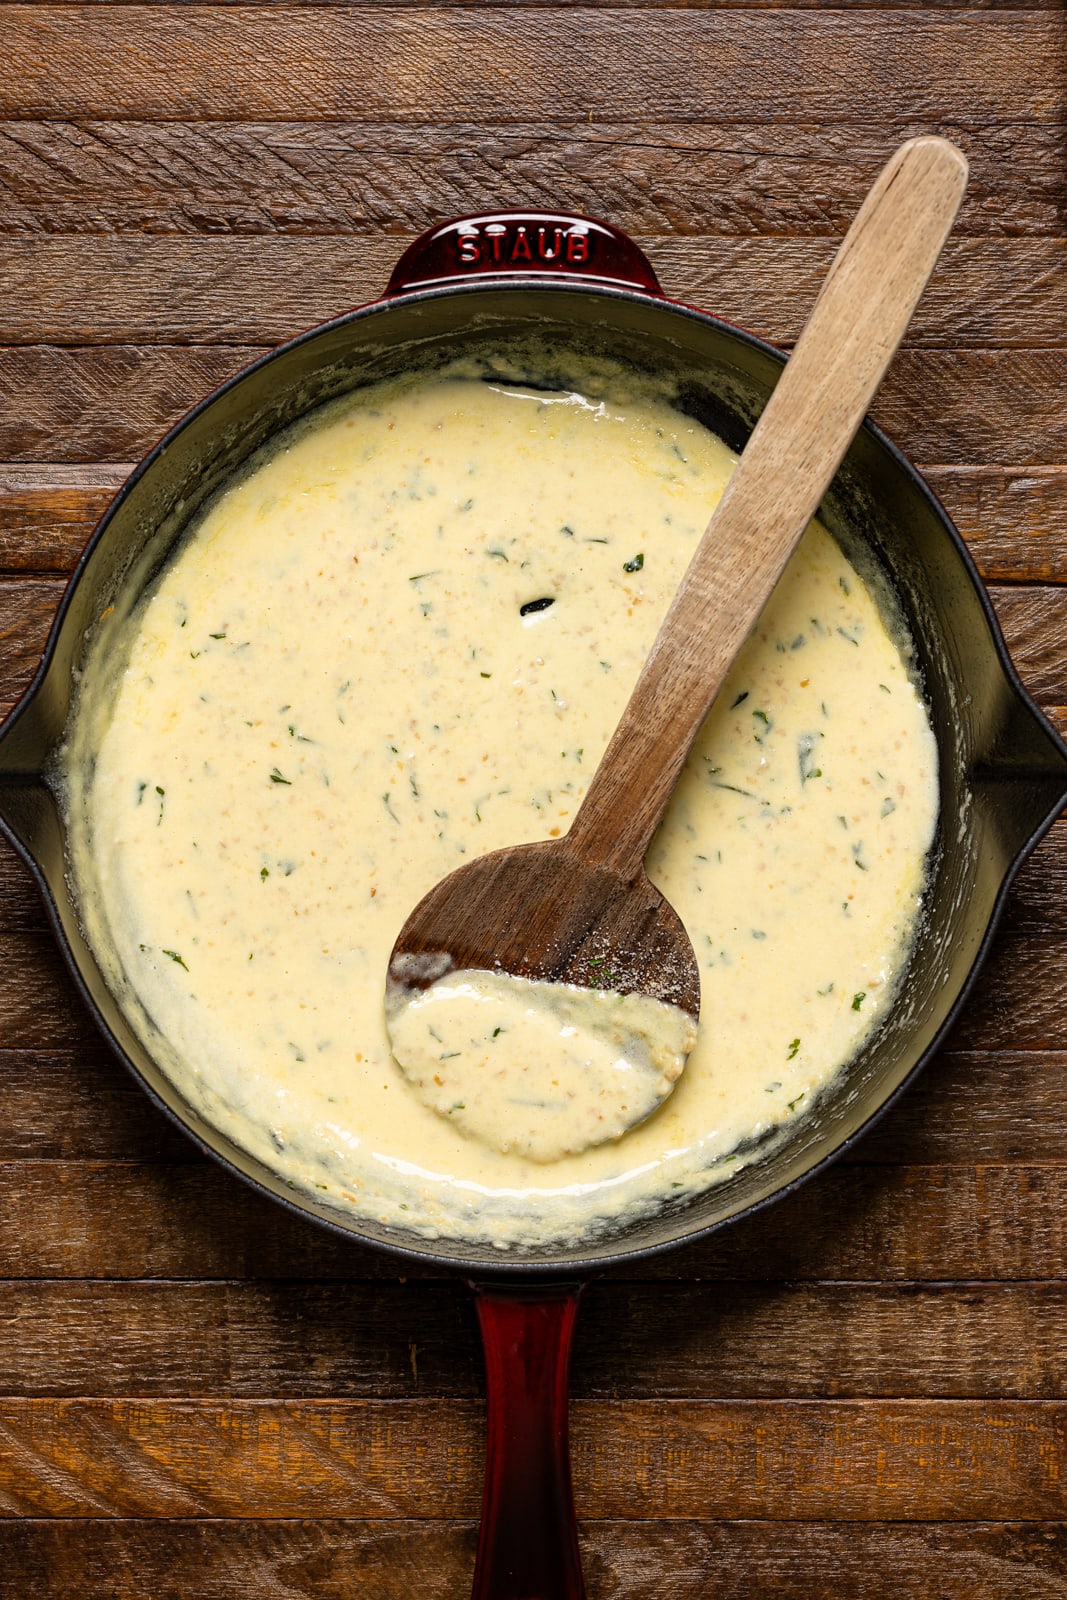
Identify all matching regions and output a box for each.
[61,365,938,1249]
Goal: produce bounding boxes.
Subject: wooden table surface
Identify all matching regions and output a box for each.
[2,5,1067,1596]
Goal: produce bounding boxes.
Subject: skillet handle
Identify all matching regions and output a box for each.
[468,1280,587,1600]
[385,212,663,298]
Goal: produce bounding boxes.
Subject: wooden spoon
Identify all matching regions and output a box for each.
[386,136,968,1072]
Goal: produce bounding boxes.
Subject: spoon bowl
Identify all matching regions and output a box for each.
[386,839,700,1010]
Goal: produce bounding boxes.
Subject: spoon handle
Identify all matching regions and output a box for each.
[565,135,968,879]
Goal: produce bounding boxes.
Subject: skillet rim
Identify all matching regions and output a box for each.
[3,275,1066,1278]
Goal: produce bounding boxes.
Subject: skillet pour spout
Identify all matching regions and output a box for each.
[2,200,1067,1600]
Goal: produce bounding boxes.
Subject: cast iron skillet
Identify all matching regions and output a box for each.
[3,214,1066,1599]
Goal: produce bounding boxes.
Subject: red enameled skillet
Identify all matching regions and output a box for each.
[2,214,1066,1598]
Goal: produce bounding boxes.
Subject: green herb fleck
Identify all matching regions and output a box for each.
[787,1038,800,1060]
[269,768,292,785]
[730,691,749,710]
[787,1092,807,1113]
[260,867,269,881]
[162,949,188,971]
[798,733,823,783]
[623,552,644,573]
[852,991,866,1011]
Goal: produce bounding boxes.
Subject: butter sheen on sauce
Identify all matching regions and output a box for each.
[63,369,939,1250]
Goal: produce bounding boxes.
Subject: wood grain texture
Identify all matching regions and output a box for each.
[0,466,128,572]
[0,779,1053,934]
[1,120,1060,238]
[0,1279,1064,1399]
[6,1160,1067,1282]
[0,236,1064,346]
[5,1042,1067,1164]
[3,346,1064,467]
[0,11,1060,123]
[2,1520,1066,1600]
[0,1396,1063,1520]
[1,2,1065,1587]
[4,572,1065,716]
[5,464,1066,582]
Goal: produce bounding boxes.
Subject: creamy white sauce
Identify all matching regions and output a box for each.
[387,968,696,1162]
[61,367,939,1249]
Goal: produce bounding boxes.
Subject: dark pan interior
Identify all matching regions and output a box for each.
[2,283,1066,1274]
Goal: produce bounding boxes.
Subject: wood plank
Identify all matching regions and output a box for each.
[986,584,1067,703]
[0,120,1060,239]
[27,799,1067,942]
[3,0,1061,8]
[4,1160,1067,1282]
[0,1396,1062,1520]
[4,1040,1067,1166]
[1,236,1065,347]
[0,846,43,928]
[923,467,1067,583]
[4,572,1065,717]
[0,347,251,463]
[856,1049,1067,1164]
[0,1279,1063,1400]
[0,465,128,573]
[0,896,1063,1059]
[999,821,1067,934]
[4,464,1067,583]
[2,347,1064,467]
[0,12,1058,124]
[0,576,62,714]
[1,1519,1065,1600]
[0,1049,195,1162]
